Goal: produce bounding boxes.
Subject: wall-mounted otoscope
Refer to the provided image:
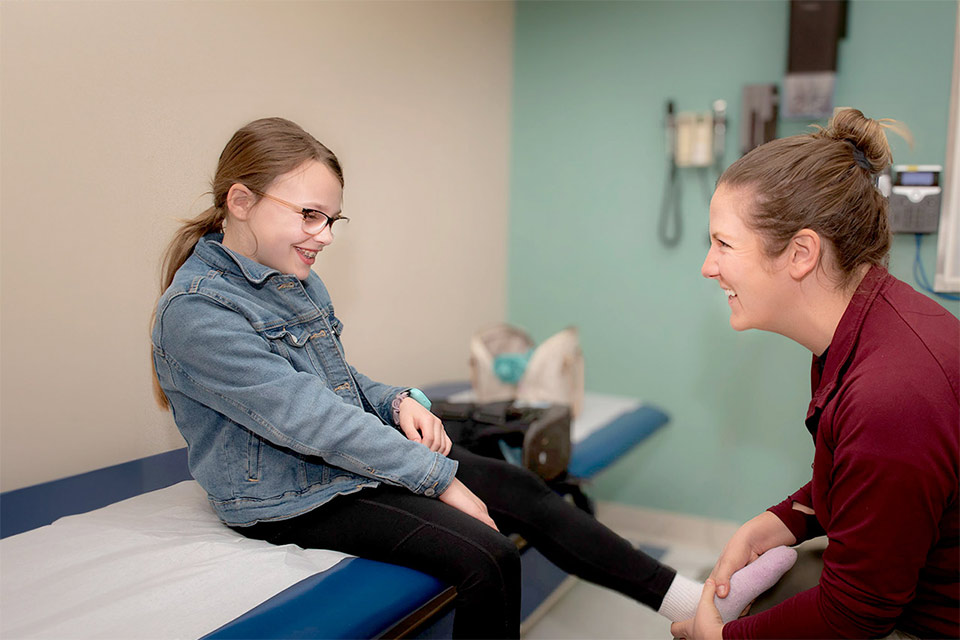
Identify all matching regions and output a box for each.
[658,99,727,247]
[659,101,682,247]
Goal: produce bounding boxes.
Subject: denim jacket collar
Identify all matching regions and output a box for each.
[193,232,287,285]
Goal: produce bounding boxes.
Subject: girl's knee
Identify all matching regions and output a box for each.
[486,535,521,574]
[464,535,520,591]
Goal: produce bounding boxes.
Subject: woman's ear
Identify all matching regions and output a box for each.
[787,229,821,280]
[225,183,256,220]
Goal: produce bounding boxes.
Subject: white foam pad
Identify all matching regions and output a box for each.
[0,481,349,639]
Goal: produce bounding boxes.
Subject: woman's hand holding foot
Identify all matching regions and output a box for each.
[711,511,796,600]
[670,579,725,640]
[712,545,798,622]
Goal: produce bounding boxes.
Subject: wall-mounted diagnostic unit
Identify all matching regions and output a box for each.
[658,100,727,247]
[668,101,726,169]
[888,165,942,234]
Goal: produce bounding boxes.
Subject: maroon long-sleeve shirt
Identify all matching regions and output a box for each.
[723,267,959,639]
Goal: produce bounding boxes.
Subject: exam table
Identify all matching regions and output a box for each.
[0,388,668,639]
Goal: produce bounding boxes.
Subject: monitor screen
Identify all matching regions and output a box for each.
[897,171,937,187]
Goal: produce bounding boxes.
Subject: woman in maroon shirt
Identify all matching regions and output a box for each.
[672,108,959,639]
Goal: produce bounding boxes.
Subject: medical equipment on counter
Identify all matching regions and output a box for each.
[659,99,727,247]
[470,323,584,418]
[888,165,942,234]
[881,164,958,301]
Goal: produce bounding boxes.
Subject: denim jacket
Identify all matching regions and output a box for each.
[152,233,458,526]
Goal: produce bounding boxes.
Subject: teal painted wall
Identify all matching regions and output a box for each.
[508,0,958,522]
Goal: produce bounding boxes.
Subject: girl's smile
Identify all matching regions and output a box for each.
[224,160,343,280]
[295,246,320,265]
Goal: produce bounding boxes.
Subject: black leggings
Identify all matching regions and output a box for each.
[233,445,676,639]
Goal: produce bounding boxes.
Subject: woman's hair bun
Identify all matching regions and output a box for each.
[822,108,910,174]
[717,106,913,288]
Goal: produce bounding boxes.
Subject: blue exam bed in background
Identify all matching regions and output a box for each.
[0,385,668,639]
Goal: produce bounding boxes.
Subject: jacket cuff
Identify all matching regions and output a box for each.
[372,384,405,425]
[417,453,458,498]
[391,390,411,425]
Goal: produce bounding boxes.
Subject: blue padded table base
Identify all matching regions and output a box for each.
[204,539,668,640]
[203,557,448,639]
[203,544,571,640]
[568,405,669,479]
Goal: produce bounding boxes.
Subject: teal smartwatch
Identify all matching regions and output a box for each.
[392,388,433,425]
[408,388,432,411]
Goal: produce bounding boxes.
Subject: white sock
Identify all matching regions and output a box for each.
[657,572,702,622]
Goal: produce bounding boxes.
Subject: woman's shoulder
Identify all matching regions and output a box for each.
[832,346,958,460]
[879,274,960,329]
[864,276,959,398]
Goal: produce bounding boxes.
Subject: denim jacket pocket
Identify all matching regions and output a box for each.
[261,324,311,353]
[260,324,329,379]
[299,453,330,489]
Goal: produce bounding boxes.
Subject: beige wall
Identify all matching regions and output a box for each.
[0,1,514,491]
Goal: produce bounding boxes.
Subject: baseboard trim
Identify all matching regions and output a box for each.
[594,502,741,553]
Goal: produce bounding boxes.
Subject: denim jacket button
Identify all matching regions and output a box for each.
[424,488,436,497]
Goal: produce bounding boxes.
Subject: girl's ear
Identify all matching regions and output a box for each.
[787,228,821,280]
[226,183,256,220]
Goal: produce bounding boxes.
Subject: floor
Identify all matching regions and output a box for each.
[522,502,741,640]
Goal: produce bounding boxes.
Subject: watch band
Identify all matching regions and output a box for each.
[391,388,432,425]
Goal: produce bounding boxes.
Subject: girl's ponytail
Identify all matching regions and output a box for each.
[159,206,225,292]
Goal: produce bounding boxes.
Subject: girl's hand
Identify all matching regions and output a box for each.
[398,397,452,455]
[670,579,725,640]
[438,478,499,531]
[710,511,796,599]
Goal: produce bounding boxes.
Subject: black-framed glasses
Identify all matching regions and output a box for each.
[249,188,349,234]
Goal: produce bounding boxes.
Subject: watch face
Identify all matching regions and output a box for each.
[409,388,432,410]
